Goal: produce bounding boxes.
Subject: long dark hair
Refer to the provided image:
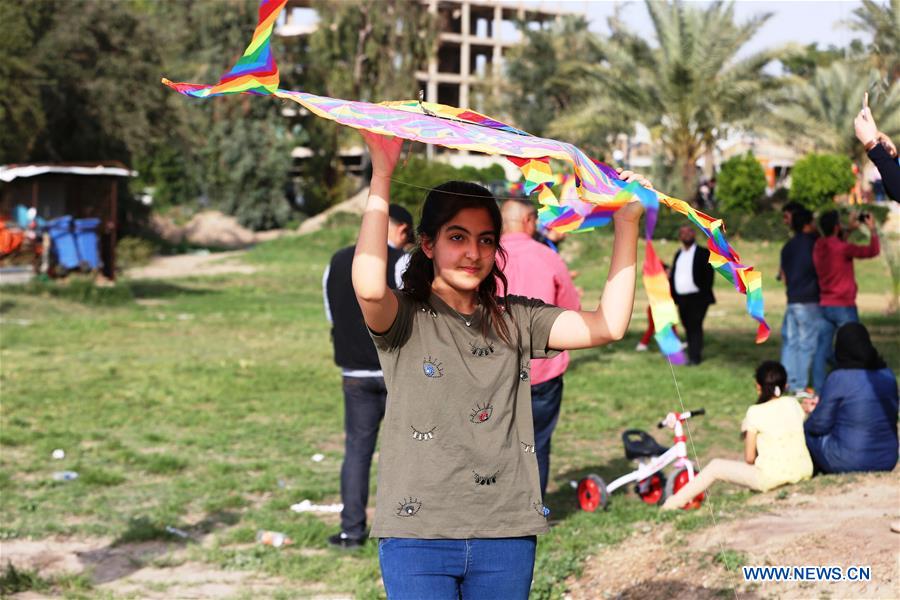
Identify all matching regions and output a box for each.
[400,181,514,347]
[755,360,787,404]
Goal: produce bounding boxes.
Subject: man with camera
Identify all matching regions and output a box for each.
[811,210,880,392]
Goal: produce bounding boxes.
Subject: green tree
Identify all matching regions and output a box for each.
[789,153,855,209]
[716,152,766,213]
[500,16,603,139]
[205,113,293,231]
[0,2,48,163]
[845,0,900,82]
[277,0,436,215]
[25,0,174,163]
[548,0,782,198]
[780,43,847,78]
[763,61,900,162]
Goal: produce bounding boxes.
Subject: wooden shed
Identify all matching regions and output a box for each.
[0,162,136,280]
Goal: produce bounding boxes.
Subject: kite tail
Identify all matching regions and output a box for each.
[658,194,770,343]
[162,0,286,98]
[643,235,687,365]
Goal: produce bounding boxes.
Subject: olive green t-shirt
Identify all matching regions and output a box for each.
[369,291,565,539]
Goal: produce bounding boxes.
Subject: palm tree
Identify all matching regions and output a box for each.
[499,15,605,141]
[549,0,783,198]
[845,0,900,83]
[762,61,900,162]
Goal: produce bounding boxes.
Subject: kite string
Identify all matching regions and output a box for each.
[665,356,740,599]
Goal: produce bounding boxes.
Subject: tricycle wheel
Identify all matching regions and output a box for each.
[636,472,666,505]
[577,474,608,512]
[665,464,705,509]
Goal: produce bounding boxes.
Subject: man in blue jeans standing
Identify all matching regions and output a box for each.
[323,205,413,548]
[499,198,580,498]
[779,207,821,395]
[811,210,880,391]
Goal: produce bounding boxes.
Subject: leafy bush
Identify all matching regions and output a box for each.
[789,153,855,210]
[116,237,156,270]
[653,203,784,241]
[716,152,767,213]
[389,156,508,217]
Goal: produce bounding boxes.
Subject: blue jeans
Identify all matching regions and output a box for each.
[379,537,536,599]
[812,306,859,392]
[340,376,387,538]
[531,375,563,499]
[781,303,822,393]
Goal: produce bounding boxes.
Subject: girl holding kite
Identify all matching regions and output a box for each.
[353,130,648,598]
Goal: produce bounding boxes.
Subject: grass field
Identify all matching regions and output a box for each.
[1,216,897,599]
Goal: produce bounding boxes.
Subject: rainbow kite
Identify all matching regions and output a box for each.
[163,0,769,348]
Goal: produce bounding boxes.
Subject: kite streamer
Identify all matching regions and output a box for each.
[162,0,769,346]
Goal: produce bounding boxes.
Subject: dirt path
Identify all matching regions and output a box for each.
[565,473,899,599]
[4,475,896,598]
[1,537,342,599]
[124,250,258,280]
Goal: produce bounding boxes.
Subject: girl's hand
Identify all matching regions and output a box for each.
[361,131,404,179]
[854,107,878,145]
[614,200,644,225]
[616,168,654,190]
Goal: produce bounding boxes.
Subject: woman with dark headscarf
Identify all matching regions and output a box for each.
[804,323,898,473]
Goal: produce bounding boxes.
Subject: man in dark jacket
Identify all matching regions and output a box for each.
[322,204,413,548]
[670,225,715,365]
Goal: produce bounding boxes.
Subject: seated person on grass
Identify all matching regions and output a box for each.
[663,361,813,510]
[804,322,898,474]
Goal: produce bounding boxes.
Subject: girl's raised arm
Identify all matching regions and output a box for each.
[547,187,644,350]
[352,131,404,334]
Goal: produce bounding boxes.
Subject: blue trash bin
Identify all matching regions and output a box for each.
[48,216,80,270]
[74,218,102,270]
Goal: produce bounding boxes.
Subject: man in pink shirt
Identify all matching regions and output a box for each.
[811,210,880,391]
[498,198,581,498]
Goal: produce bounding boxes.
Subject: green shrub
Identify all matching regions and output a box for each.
[116,236,156,270]
[652,204,784,241]
[716,152,767,213]
[789,153,855,210]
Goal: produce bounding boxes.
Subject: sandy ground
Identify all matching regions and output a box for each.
[1,537,345,599]
[124,251,258,280]
[565,472,900,600]
[3,475,896,599]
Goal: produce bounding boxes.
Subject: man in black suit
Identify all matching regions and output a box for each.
[670,225,715,365]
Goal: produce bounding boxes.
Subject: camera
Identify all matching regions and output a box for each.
[859,211,870,221]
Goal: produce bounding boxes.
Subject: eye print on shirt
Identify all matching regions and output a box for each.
[472,470,499,485]
[410,425,436,441]
[519,362,531,382]
[469,402,493,424]
[533,501,550,519]
[396,497,422,517]
[521,441,536,453]
[469,342,495,357]
[423,356,444,378]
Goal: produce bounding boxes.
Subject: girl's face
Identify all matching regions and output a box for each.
[423,207,497,293]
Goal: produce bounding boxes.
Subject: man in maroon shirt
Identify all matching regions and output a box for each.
[811,210,880,391]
